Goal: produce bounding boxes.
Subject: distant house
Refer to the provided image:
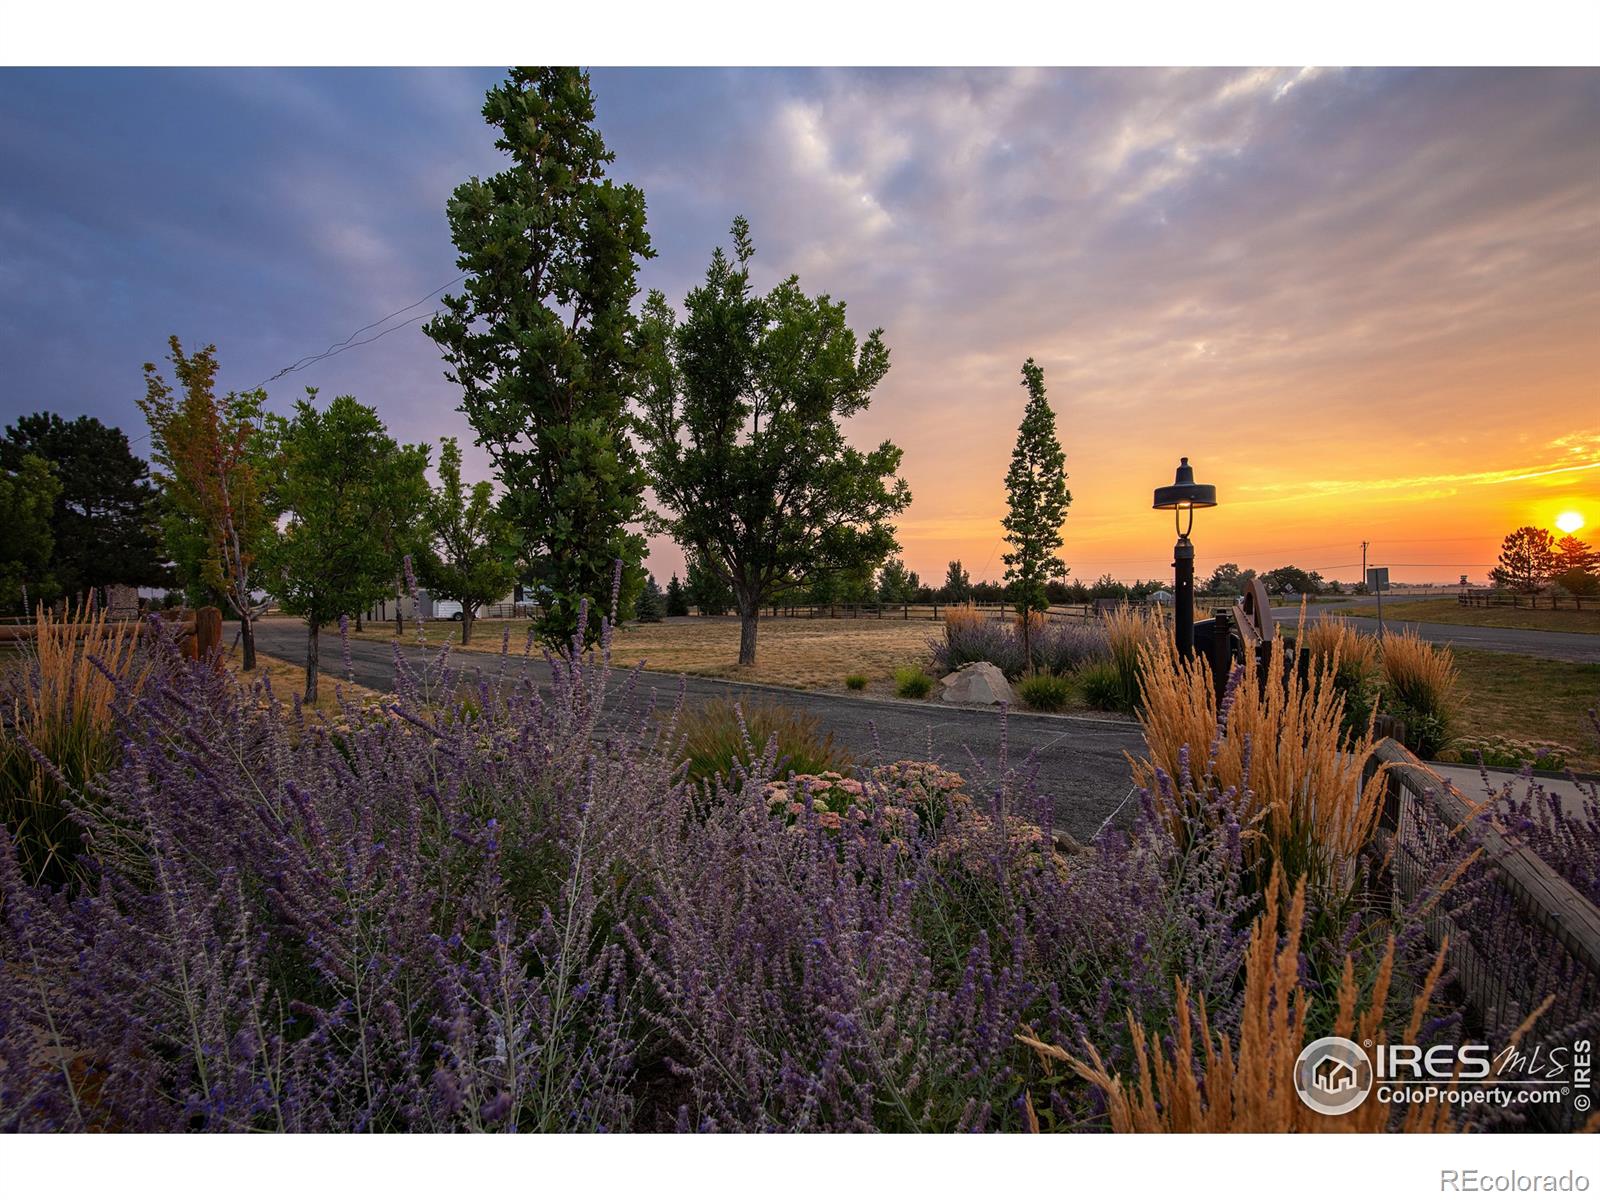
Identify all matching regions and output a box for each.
[1149,589,1174,605]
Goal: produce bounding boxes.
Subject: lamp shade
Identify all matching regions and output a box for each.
[1152,457,1217,510]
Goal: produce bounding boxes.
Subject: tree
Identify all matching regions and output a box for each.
[1492,526,1557,593]
[425,67,653,649]
[941,560,972,604]
[139,338,272,668]
[0,454,60,612]
[877,557,914,606]
[0,413,165,600]
[1260,565,1325,597]
[637,217,911,665]
[1555,567,1598,598]
[1553,534,1597,577]
[261,392,423,702]
[636,574,665,623]
[684,552,733,616]
[416,437,514,646]
[1001,359,1071,671]
[664,573,689,617]
[1203,562,1249,596]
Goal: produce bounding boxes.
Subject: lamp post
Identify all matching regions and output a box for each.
[1153,457,1217,659]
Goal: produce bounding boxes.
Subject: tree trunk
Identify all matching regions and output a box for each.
[354,611,363,632]
[240,613,257,671]
[305,620,319,705]
[461,606,474,645]
[1021,608,1033,675]
[737,593,759,666]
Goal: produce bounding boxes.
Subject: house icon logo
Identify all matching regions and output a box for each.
[1294,1037,1374,1116]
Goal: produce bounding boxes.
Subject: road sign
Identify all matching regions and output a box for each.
[1365,567,1390,593]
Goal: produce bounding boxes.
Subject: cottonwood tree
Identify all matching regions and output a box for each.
[1492,526,1556,593]
[139,339,271,668]
[1,413,165,599]
[262,392,426,701]
[417,437,516,646]
[1001,359,1071,672]
[425,67,652,647]
[0,454,59,612]
[637,218,910,665]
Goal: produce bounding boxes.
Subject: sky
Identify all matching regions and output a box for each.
[1,66,1596,587]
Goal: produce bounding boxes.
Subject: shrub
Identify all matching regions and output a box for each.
[1077,661,1126,712]
[844,673,867,691]
[1301,614,1380,737]
[0,602,150,887]
[1379,629,1460,759]
[1098,605,1164,713]
[935,605,1108,680]
[674,695,849,787]
[894,665,934,698]
[1017,670,1073,712]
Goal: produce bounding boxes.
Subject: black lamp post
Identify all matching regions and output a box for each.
[1153,457,1217,659]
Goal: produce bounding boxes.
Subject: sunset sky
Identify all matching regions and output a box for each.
[1,67,1595,585]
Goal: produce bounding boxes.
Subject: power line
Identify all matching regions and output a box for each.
[254,275,464,389]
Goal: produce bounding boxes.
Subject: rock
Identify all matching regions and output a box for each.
[939,661,1015,707]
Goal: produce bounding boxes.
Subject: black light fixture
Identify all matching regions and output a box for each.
[1152,457,1217,658]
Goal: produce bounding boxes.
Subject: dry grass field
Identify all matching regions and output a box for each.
[226,644,383,716]
[354,615,944,691]
[1444,648,1600,771]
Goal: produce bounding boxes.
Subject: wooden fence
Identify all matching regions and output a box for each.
[1458,590,1590,611]
[0,607,223,661]
[1362,739,1599,1129]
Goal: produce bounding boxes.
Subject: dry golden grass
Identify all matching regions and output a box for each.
[1380,627,1461,716]
[609,618,940,690]
[1132,629,1385,891]
[1021,872,1461,1132]
[225,644,383,716]
[1301,613,1381,679]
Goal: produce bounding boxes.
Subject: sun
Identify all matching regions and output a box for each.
[1555,510,1585,534]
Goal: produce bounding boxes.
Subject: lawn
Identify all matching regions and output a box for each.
[1442,647,1600,771]
[1377,597,1600,635]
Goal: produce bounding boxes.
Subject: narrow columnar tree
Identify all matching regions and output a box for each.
[637,217,911,666]
[261,392,426,702]
[425,67,653,648]
[417,437,516,646]
[1001,358,1071,672]
[139,339,271,668]
[664,573,689,617]
[942,560,971,604]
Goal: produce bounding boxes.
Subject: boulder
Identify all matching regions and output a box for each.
[939,661,1015,707]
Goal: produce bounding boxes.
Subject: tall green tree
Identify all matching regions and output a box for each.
[1,413,166,599]
[684,551,733,616]
[417,437,516,646]
[637,218,911,665]
[139,339,272,668]
[1001,359,1071,672]
[941,560,971,603]
[1492,526,1556,593]
[877,557,914,606]
[425,67,652,648]
[664,573,689,617]
[0,454,60,613]
[262,391,425,702]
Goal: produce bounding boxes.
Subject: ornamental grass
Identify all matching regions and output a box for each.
[1379,627,1462,759]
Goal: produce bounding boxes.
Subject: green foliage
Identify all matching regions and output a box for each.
[1017,670,1073,712]
[941,560,971,603]
[636,216,911,664]
[1079,660,1131,713]
[417,437,512,645]
[674,697,850,789]
[844,673,868,691]
[260,391,426,700]
[894,665,934,699]
[685,552,733,615]
[636,574,665,623]
[0,453,59,611]
[1002,359,1070,670]
[1555,566,1599,597]
[664,573,690,617]
[425,67,652,648]
[1,412,166,598]
[1492,525,1557,593]
[1258,564,1325,596]
[877,556,914,605]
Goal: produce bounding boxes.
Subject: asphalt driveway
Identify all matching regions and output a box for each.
[248,619,1146,840]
